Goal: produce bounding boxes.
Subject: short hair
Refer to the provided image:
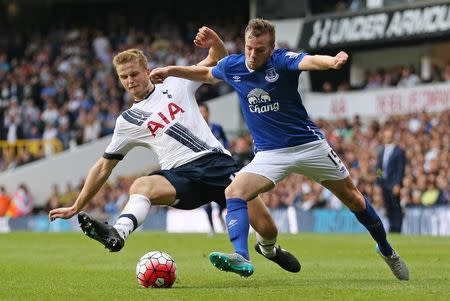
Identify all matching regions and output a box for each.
[112,48,148,70]
[245,18,275,45]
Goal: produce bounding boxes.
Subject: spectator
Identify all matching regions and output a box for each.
[7,184,34,217]
[421,175,440,206]
[322,81,334,93]
[397,66,421,87]
[376,129,407,232]
[231,134,254,169]
[198,102,227,235]
[0,186,12,216]
[198,102,229,149]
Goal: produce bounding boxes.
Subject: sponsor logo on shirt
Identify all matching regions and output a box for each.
[246,88,279,113]
[233,75,241,82]
[147,102,185,136]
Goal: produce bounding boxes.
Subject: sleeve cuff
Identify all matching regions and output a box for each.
[103,152,124,160]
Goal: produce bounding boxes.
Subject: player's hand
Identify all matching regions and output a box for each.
[49,206,78,221]
[150,67,169,84]
[331,51,348,69]
[194,26,220,49]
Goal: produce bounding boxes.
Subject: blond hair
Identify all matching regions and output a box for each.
[112,48,148,70]
[245,18,275,45]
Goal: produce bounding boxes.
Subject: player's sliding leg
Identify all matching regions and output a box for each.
[322,177,409,280]
[113,194,151,240]
[78,194,150,252]
[248,196,301,273]
[79,175,175,252]
[78,211,124,252]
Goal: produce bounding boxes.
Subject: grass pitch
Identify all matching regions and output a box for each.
[0,232,449,301]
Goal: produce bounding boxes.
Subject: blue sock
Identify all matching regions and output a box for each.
[225,198,250,260]
[352,197,393,256]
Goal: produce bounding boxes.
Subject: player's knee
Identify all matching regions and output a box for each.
[129,176,159,199]
[224,184,248,200]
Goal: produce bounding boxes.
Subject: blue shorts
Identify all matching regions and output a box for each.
[150,153,239,210]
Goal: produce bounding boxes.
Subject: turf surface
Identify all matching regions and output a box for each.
[0,232,449,301]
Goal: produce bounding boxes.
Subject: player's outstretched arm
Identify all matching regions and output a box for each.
[195,26,228,67]
[48,157,119,221]
[150,65,220,84]
[299,51,348,71]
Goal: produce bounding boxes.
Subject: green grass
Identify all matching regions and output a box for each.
[0,232,449,301]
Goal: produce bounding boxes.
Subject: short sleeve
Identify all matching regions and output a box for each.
[183,78,202,94]
[103,119,134,160]
[211,56,229,81]
[277,49,307,72]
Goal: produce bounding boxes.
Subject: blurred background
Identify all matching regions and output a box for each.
[0,0,448,235]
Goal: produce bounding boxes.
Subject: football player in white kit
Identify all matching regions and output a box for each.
[49,27,300,277]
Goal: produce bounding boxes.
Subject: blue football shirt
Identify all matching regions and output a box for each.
[212,49,324,151]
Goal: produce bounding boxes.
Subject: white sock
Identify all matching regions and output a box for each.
[114,194,151,240]
[256,232,277,258]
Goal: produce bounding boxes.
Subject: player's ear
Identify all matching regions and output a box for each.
[270,43,275,54]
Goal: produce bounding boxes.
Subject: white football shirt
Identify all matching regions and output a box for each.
[104,77,230,169]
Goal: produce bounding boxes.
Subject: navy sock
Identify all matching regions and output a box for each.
[225,198,250,260]
[352,197,393,256]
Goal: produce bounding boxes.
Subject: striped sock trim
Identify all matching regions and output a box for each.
[118,214,138,231]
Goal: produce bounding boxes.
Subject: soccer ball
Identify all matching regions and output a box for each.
[136,251,177,288]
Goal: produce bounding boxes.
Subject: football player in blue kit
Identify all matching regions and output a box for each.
[150,18,409,281]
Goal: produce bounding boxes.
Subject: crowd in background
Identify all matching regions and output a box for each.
[260,111,449,213]
[0,8,448,221]
[0,21,244,171]
[321,63,450,92]
[2,17,450,170]
[1,110,448,220]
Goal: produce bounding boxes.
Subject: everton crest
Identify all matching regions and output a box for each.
[265,67,279,83]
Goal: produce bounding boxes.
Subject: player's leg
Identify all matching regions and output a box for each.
[210,150,289,270]
[322,177,392,249]
[248,196,301,273]
[203,203,215,235]
[223,171,274,260]
[113,175,176,239]
[217,202,227,232]
[322,176,409,280]
[292,140,409,280]
[78,175,176,252]
[208,172,275,277]
[202,152,288,276]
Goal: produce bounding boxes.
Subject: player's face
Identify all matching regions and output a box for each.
[245,32,274,70]
[116,60,152,100]
[383,130,394,144]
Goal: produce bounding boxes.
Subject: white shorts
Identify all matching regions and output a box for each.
[240,140,349,184]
